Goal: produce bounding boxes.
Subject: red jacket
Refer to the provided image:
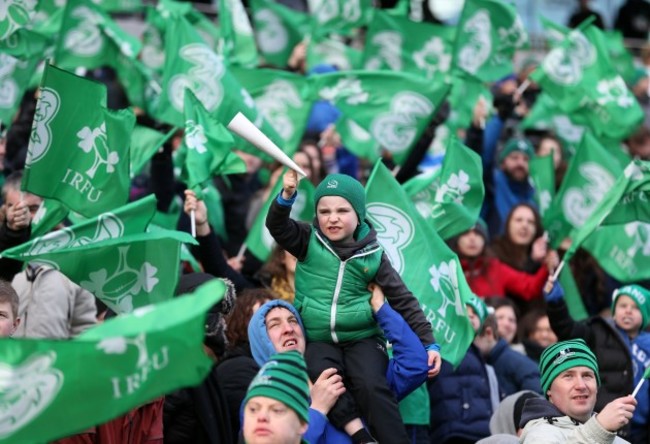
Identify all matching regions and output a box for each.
[460,256,548,301]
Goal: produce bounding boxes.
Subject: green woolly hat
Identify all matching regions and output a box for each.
[611,284,650,330]
[539,339,600,397]
[466,294,490,327]
[314,173,366,222]
[499,138,535,163]
[244,351,310,423]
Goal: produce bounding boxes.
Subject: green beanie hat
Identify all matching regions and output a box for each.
[466,294,490,327]
[539,339,600,397]
[499,138,535,163]
[244,351,310,423]
[611,284,650,329]
[314,173,366,222]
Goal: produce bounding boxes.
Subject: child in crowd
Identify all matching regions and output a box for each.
[266,170,439,443]
[0,279,20,337]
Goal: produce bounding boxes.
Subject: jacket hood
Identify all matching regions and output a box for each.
[490,390,542,435]
[519,397,566,429]
[248,299,305,366]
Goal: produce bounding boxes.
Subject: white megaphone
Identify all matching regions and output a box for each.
[227,112,307,177]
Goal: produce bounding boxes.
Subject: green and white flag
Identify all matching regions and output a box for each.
[446,72,493,132]
[306,34,363,71]
[218,0,259,67]
[336,117,380,162]
[403,137,484,240]
[574,160,650,282]
[96,0,143,13]
[529,153,555,218]
[453,0,527,82]
[246,173,315,262]
[307,0,373,36]
[30,199,70,238]
[0,53,39,126]
[250,0,309,68]
[0,278,222,444]
[363,10,455,79]
[54,0,142,71]
[130,125,176,178]
[544,132,624,248]
[530,24,643,141]
[231,67,311,156]
[310,70,450,165]
[1,195,157,259]
[0,0,37,40]
[22,64,135,217]
[366,161,474,368]
[180,90,246,190]
[0,28,50,59]
[604,30,636,85]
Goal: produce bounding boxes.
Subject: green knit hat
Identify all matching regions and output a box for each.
[611,284,650,329]
[499,138,535,163]
[466,294,490,327]
[539,339,600,397]
[314,173,366,222]
[244,351,310,423]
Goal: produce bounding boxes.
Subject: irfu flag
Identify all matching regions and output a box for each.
[366,161,474,368]
[0,53,40,127]
[530,24,643,141]
[179,90,246,190]
[4,230,196,314]
[231,67,311,156]
[250,0,309,68]
[218,0,259,67]
[0,278,222,444]
[544,132,624,248]
[529,153,555,218]
[403,137,484,240]
[307,0,373,36]
[55,0,142,71]
[246,173,315,261]
[1,195,157,259]
[0,0,37,40]
[130,125,175,178]
[22,64,135,217]
[310,70,450,164]
[575,160,650,282]
[363,10,455,79]
[453,0,527,82]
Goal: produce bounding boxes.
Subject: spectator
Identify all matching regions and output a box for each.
[518,309,558,362]
[615,0,650,41]
[485,297,525,354]
[0,279,19,337]
[256,245,298,302]
[476,390,542,443]
[568,0,605,30]
[0,171,34,281]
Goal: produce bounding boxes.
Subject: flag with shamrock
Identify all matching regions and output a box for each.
[453,0,528,82]
[363,10,455,79]
[309,70,450,165]
[0,278,223,444]
[30,199,70,238]
[54,0,142,71]
[218,0,259,67]
[366,161,475,368]
[403,137,484,240]
[22,63,135,217]
[0,0,37,40]
[529,153,555,218]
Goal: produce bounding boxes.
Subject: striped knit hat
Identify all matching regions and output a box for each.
[539,339,600,397]
[244,351,310,423]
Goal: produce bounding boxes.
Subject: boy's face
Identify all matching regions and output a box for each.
[613,294,643,336]
[316,196,358,243]
[466,305,481,333]
[0,301,18,337]
[243,396,307,444]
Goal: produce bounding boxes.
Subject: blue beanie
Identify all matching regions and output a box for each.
[248,299,305,366]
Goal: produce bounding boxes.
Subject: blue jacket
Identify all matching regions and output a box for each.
[428,345,494,443]
[487,339,542,398]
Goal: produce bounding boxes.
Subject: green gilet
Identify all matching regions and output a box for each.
[294,229,383,343]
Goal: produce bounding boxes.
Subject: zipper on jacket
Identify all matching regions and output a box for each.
[330,261,347,343]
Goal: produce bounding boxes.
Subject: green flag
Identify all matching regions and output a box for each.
[306,34,363,71]
[446,72,493,132]
[0,278,222,444]
[95,0,143,13]
[529,153,555,218]
[219,0,259,67]
[250,0,309,68]
[246,174,315,261]
[22,64,135,217]
[231,67,311,156]
[403,137,484,240]
[453,0,527,82]
[310,70,450,165]
[30,199,70,238]
[558,263,588,321]
[1,195,157,259]
[335,117,381,162]
[0,28,49,59]
[0,53,40,127]
[0,0,37,40]
[130,125,176,178]
[530,24,643,141]
[55,0,142,71]
[604,30,636,85]
[307,0,373,36]
[363,10,455,79]
[366,161,474,368]
[544,132,624,248]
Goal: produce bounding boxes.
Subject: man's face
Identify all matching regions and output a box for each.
[0,300,18,337]
[547,366,598,423]
[4,189,43,220]
[501,152,530,182]
[265,307,306,354]
[243,396,307,444]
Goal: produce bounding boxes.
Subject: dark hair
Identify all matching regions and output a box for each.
[518,308,549,343]
[258,246,290,285]
[225,288,276,349]
[299,138,326,185]
[0,279,18,319]
[485,296,520,319]
[478,313,498,338]
[491,203,543,272]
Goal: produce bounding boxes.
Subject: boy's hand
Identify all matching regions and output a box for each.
[368,283,385,313]
[427,350,441,378]
[183,190,210,236]
[282,169,299,200]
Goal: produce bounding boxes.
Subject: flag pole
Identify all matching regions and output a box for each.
[514,79,530,100]
[551,259,565,281]
[190,210,196,237]
[632,378,646,398]
[236,242,247,262]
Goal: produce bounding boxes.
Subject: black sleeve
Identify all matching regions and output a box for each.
[464,123,484,157]
[163,389,198,444]
[374,253,435,345]
[546,298,589,341]
[0,222,30,281]
[265,198,312,261]
[149,143,176,213]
